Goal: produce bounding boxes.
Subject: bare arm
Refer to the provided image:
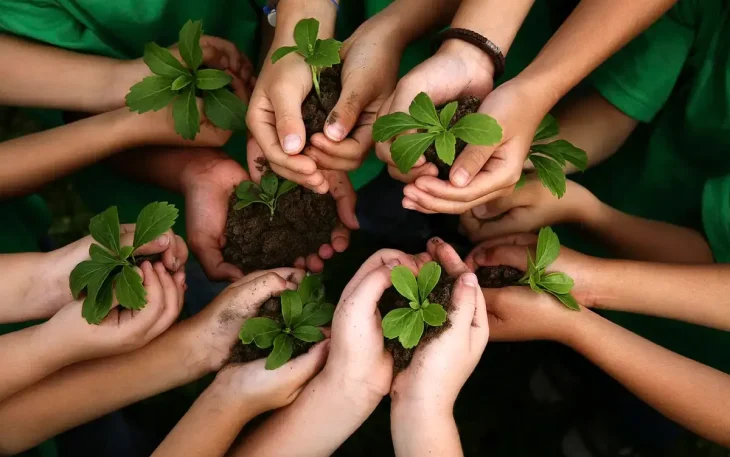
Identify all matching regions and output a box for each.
[391,407,462,457]
[450,0,535,54]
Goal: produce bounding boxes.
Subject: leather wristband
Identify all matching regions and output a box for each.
[437,28,505,80]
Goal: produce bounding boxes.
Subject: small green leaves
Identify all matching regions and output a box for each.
[260,173,278,197]
[294,18,319,54]
[240,317,282,348]
[126,76,176,113]
[383,308,414,339]
[372,113,424,143]
[421,303,447,327]
[434,132,457,166]
[391,132,437,174]
[173,85,200,140]
[195,69,232,90]
[295,302,335,328]
[439,101,458,127]
[292,325,324,343]
[232,174,299,217]
[203,88,248,131]
[171,74,193,91]
[399,311,425,349]
[143,42,188,78]
[417,262,441,301]
[518,227,580,311]
[178,19,203,71]
[306,39,342,68]
[281,290,303,328]
[533,113,559,142]
[450,114,503,146]
[267,334,294,370]
[391,266,419,303]
[271,46,298,63]
[409,93,440,127]
[69,202,179,324]
[530,155,567,198]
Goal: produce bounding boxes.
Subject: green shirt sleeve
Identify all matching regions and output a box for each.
[590,9,695,122]
[702,175,730,263]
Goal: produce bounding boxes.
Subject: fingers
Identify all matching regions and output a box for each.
[414,252,433,269]
[190,233,244,282]
[269,88,307,155]
[470,243,532,272]
[161,235,188,273]
[145,263,185,337]
[199,36,242,72]
[448,273,480,330]
[427,238,470,277]
[227,272,296,317]
[339,264,395,318]
[324,84,371,142]
[271,162,328,194]
[123,230,171,257]
[387,162,438,185]
[137,261,164,326]
[236,268,306,288]
[449,144,496,188]
[305,253,325,273]
[282,338,330,391]
[404,181,513,214]
[327,171,359,230]
[341,249,418,300]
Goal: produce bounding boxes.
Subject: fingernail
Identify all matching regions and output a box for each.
[461,273,479,288]
[452,168,470,187]
[353,214,360,229]
[325,123,345,142]
[158,234,170,247]
[403,199,415,210]
[173,258,180,270]
[430,237,443,245]
[472,205,489,218]
[179,273,186,285]
[386,259,400,269]
[283,135,302,153]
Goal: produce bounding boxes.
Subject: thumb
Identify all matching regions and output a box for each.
[472,244,531,272]
[283,338,330,385]
[449,143,496,188]
[448,273,480,329]
[270,88,307,155]
[122,231,173,257]
[324,83,371,142]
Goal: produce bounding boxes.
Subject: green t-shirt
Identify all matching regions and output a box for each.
[566,0,730,373]
[702,175,730,263]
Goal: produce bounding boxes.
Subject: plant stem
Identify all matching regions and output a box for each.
[311,66,323,104]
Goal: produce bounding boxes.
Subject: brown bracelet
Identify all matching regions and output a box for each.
[437,28,505,80]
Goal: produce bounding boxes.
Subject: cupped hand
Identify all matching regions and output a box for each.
[401,79,546,214]
[460,175,599,242]
[465,233,599,306]
[375,39,495,183]
[49,261,186,363]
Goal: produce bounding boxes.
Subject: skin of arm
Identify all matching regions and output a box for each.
[484,287,730,447]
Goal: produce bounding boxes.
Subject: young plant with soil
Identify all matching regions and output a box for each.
[373,93,588,198]
[233,274,334,370]
[379,262,451,371]
[126,20,247,140]
[69,202,179,324]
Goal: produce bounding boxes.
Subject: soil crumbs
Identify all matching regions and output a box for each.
[302,64,342,139]
[424,96,481,179]
[476,266,524,288]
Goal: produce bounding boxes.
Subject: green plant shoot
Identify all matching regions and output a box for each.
[372,93,503,174]
[69,202,179,325]
[518,227,580,310]
[239,274,335,370]
[233,173,298,219]
[381,261,448,349]
[126,20,247,140]
[270,18,343,104]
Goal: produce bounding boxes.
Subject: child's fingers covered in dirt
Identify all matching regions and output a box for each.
[426,238,470,277]
[234,268,305,290]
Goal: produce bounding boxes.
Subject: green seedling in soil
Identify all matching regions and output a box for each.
[518,226,580,310]
[516,114,588,198]
[69,202,179,325]
[381,262,448,349]
[372,93,503,175]
[239,274,335,370]
[126,19,247,140]
[271,18,343,104]
[233,173,297,219]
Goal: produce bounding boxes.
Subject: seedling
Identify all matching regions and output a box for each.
[518,114,588,198]
[239,274,335,370]
[233,173,297,218]
[372,93,502,174]
[381,262,448,349]
[519,227,580,310]
[69,202,179,324]
[126,20,247,140]
[271,18,343,104]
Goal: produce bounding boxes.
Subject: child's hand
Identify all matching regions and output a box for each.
[459,175,599,243]
[46,261,185,363]
[465,233,599,307]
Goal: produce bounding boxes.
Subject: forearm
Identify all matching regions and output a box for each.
[586,260,730,331]
[153,373,255,457]
[566,310,730,446]
[0,253,46,322]
[450,0,535,54]
[373,0,461,49]
[0,319,209,455]
[274,0,338,44]
[391,403,463,457]
[0,34,128,112]
[0,110,138,198]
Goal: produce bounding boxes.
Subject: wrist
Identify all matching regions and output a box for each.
[391,395,454,423]
[274,0,337,41]
[206,370,261,418]
[438,38,495,85]
[317,368,385,419]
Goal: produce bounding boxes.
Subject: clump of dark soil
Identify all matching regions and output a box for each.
[379,276,455,373]
[228,296,310,364]
[476,266,524,288]
[223,185,338,272]
[424,96,481,179]
[302,64,342,139]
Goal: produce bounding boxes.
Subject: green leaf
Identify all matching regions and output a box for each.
[239,317,282,348]
[89,206,121,255]
[535,227,561,271]
[297,274,322,304]
[382,308,415,339]
[266,334,293,370]
[195,69,232,91]
[125,76,176,113]
[528,273,542,294]
[305,38,342,68]
[115,265,147,310]
[292,325,325,343]
[549,291,581,311]
[233,198,260,211]
[260,173,278,197]
[391,132,437,174]
[173,85,200,140]
[399,311,425,349]
[529,154,567,198]
[271,46,299,64]
[533,114,559,142]
[203,88,247,131]
[178,20,203,70]
[530,142,565,166]
[409,300,420,310]
[408,92,441,127]
[439,101,458,128]
[434,132,457,166]
[294,18,319,55]
[235,181,259,200]
[450,113,503,146]
[391,265,419,303]
[82,275,115,325]
[294,302,335,328]
[421,303,447,327]
[119,246,135,261]
[372,113,425,142]
[89,244,122,265]
[277,180,298,198]
[133,202,179,250]
[143,42,189,78]
[171,74,193,91]
[281,290,303,328]
[540,272,574,295]
[70,260,106,299]
[532,140,588,172]
[417,261,441,302]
